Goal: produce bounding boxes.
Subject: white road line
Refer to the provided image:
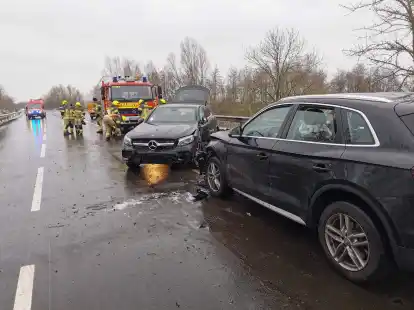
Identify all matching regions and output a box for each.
[192,169,199,174]
[40,144,46,158]
[43,134,46,140]
[13,265,35,310]
[31,167,44,212]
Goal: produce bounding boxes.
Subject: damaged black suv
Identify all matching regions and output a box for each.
[205,92,414,283]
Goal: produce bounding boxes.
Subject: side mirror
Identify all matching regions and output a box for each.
[228,125,242,137]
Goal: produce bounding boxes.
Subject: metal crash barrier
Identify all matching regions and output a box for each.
[215,115,250,130]
[0,110,23,127]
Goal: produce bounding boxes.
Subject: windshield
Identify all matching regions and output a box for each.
[111,85,152,101]
[28,103,42,109]
[173,87,209,102]
[146,106,197,124]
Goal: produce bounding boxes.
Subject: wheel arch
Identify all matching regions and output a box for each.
[307,183,400,258]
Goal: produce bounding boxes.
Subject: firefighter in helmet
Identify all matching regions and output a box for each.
[59,100,68,118]
[74,102,85,136]
[103,100,121,140]
[62,101,75,135]
[93,98,103,134]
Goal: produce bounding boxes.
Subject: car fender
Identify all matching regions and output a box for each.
[307,182,400,249]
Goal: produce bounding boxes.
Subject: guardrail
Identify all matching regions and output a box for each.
[215,115,250,130]
[0,111,23,126]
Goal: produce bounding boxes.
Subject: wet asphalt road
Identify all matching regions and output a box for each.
[0,112,414,310]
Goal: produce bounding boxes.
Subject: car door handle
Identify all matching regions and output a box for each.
[312,163,331,172]
[256,152,268,160]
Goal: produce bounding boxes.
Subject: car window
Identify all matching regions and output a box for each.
[286,105,337,143]
[343,110,374,145]
[242,106,291,138]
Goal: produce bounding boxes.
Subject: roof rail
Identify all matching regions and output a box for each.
[282,94,393,103]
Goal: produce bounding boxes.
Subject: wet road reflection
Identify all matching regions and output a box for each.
[200,194,414,310]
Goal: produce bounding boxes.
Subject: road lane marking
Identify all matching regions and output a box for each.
[43,134,46,140]
[13,265,35,310]
[40,144,46,158]
[31,167,44,211]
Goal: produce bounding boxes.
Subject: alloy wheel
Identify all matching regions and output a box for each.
[324,213,370,272]
[207,162,221,192]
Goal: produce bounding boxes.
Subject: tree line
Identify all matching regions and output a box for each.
[6,0,414,115]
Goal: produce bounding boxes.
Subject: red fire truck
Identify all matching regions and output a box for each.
[26,99,46,119]
[95,75,163,133]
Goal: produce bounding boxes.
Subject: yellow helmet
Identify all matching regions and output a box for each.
[112,100,119,106]
[62,100,68,105]
[75,102,81,107]
[160,98,166,104]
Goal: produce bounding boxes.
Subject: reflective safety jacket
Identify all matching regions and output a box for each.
[73,106,85,120]
[62,106,75,121]
[108,107,120,124]
[95,104,103,117]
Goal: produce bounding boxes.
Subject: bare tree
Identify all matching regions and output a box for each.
[0,85,15,112]
[246,27,320,102]
[207,66,223,102]
[43,85,83,109]
[180,37,210,86]
[343,0,414,86]
[103,56,141,78]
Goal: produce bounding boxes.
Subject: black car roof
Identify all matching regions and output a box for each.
[276,92,414,110]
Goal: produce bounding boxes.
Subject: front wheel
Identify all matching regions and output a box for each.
[204,156,231,197]
[318,201,391,283]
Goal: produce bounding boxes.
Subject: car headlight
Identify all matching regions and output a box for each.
[177,135,195,146]
[123,135,132,147]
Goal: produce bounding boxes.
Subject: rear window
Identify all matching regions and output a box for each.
[400,114,414,136]
[343,110,375,145]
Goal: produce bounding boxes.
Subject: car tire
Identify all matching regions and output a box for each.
[318,201,391,283]
[204,156,231,197]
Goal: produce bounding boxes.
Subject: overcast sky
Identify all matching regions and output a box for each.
[0,0,369,102]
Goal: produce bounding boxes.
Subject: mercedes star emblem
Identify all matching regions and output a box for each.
[148,140,158,150]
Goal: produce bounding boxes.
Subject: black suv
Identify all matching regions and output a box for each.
[205,92,414,283]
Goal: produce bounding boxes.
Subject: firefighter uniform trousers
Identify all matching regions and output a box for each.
[103,114,121,139]
[63,107,75,135]
[74,107,85,135]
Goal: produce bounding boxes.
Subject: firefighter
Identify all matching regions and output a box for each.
[74,102,85,136]
[60,100,68,118]
[63,102,75,135]
[140,99,154,120]
[103,101,121,141]
[94,98,104,134]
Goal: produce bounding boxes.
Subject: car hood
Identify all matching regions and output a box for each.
[128,122,197,139]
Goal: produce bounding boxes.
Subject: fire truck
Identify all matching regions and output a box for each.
[94,75,163,133]
[26,99,46,119]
